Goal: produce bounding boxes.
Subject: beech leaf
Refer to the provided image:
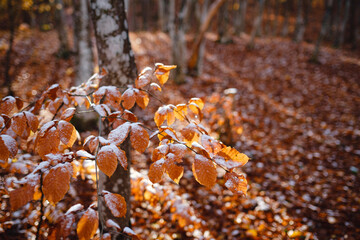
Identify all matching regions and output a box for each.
[130,123,149,153]
[224,172,248,196]
[43,163,72,204]
[192,154,217,188]
[103,190,127,218]
[97,145,118,177]
[77,207,98,240]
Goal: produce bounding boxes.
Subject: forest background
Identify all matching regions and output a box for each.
[0,0,359,239]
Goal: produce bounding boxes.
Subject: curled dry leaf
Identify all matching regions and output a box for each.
[60,107,76,122]
[103,190,127,218]
[192,154,217,188]
[83,135,99,153]
[43,162,73,204]
[0,134,18,161]
[154,64,177,85]
[77,207,98,240]
[224,172,247,196]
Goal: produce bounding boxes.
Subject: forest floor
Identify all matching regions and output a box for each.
[1,28,360,239]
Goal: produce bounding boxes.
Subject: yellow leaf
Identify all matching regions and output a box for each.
[192,154,217,188]
[224,172,247,196]
[77,208,98,240]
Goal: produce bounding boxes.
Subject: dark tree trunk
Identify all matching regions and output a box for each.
[335,0,351,47]
[293,0,305,42]
[3,0,20,96]
[312,0,334,62]
[249,0,266,48]
[234,0,247,34]
[89,0,137,236]
[282,0,289,37]
[217,0,232,43]
[54,0,70,57]
[158,0,169,32]
[273,0,280,36]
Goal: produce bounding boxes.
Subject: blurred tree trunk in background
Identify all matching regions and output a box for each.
[53,0,70,57]
[293,0,305,42]
[312,0,334,62]
[273,0,280,36]
[335,0,351,47]
[281,0,289,37]
[217,0,232,43]
[349,0,360,49]
[89,0,137,235]
[169,0,188,84]
[158,0,169,32]
[3,0,20,96]
[187,0,225,75]
[234,0,247,35]
[249,0,265,48]
[74,0,93,86]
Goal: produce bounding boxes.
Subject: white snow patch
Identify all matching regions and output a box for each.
[97,15,117,36]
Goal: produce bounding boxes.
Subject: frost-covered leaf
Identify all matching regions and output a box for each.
[77,207,98,240]
[0,96,16,115]
[174,104,187,121]
[215,146,249,169]
[35,122,60,157]
[155,64,176,85]
[150,83,162,92]
[106,219,121,231]
[135,90,149,109]
[108,122,131,146]
[189,98,204,110]
[103,190,127,218]
[201,135,222,154]
[97,145,118,177]
[154,105,175,126]
[93,86,121,109]
[9,184,34,210]
[192,154,217,188]
[180,123,200,145]
[130,123,149,153]
[58,120,77,148]
[43,163,72,204]
[148,159,165,183]
[0,134,18,160]
[157,127,179,142]
[164,157,183,184]
[11,113,26,137]
[224,172,247,196]
[83,135,99,153]
[76,150,95,159]
[136,68,151,88]
[24,111,39,132]
[93,104,111,117]
[122,88,136,110]
[60,108,76,122]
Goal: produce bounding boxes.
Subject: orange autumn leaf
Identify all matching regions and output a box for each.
[154,64,177,85]
[9,184,35,211]
[0,96,16,115]
[148,159,165,183]
[108,122,131,146]
[121,88,136,110]
[224,172,247,196]
[154,105,175,127]
[215,146,249,169]
[43,163,72,204]
[35,121,60,158]
[192,154,217,188]
[103,191,127,218]
[58,120,77,148]
[130,123,149,153]
[0,134,18,161]
[77,207,98,240]
[97,146,118,177]
[135,90,149,109]
[174,104,187,121]
[60,108,76,122]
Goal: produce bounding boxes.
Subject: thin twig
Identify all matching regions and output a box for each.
[36,170,44,240]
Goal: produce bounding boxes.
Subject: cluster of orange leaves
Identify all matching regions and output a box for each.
[0,63,248,239]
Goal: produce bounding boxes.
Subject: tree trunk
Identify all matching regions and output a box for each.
[194,0,209,76]
[74,0,93,85]
[54,0,70,57]
[281,0,289,37]
[158,0,169,32]
[187,0,226,73]
[89,0,137,236]
[273,0,279,36]
[248,0,266,48]
[336,0,351,47]
[293,0,305,42]
[312,0,334,62]
[234,0,247,35]
[3,0,19,96]
[217,0,231,43]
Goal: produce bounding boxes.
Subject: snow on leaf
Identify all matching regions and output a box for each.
[174,104,187,121]
[9,184,34,211]
[0,134,18,160]
[93,86,121,109]
[36,125,60,158]
[135,73,151,89]
[150,83,162,92]
[108,122,131,146]
[93,104,111,117]
[154,105,175,126]
[106,219,121,231]
[11,113,26,137]
[169,143,188,159]
[180,123,200,145]
[58,120,77,148]
[66,203,84,214]
[83,135,99,153]
[189,98,204,110]
[152,144,169,162]
[97,145,118,177]
[123,227,139,239]
[76,150,95,160]
[135,90,149,109]
[107,144,127,170]
[201,135,222,154]
[192,154,217,188]
[43,162,72,204]
[60,108,76,122]
[215,146,249,169]
[0,96,16,115]
[164,158,183,184]
[130,123,149,153]
[155,64,176,85]
[77,207,98,240]
[224,172,247,196]
[148,158,165,183]
[122,88,136,110]
[102,190,127,218]
[157,127,179,142]
[24,111,39,132]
